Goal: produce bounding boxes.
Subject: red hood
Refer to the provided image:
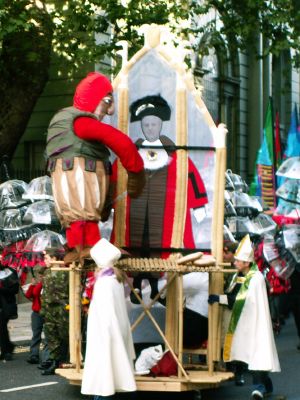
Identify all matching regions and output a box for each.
[73,72,113,113]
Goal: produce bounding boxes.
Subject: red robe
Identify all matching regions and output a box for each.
[112,151,208,253]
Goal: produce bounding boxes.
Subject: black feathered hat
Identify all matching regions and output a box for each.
[130,95,171,122]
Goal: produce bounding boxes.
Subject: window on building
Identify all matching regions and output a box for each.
[195,40,239,170]
[272,51,292,148]
[21,140,47,181]
[196,47,220,123]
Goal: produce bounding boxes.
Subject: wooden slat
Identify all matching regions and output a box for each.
[69,265,76,365]
[55,368,234,390]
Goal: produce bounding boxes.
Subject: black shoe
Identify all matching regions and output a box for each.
[0,353,13,361]
[38,360,53,370]
[27,355,39,364]
[234,373,245,386]
[264,377,273,395]
[41,360,59,375]
[297,342,300,350]
[157,297,166,307]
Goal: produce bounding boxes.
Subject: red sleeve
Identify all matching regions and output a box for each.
[25,284,34,300]
[32,281,43,298]
[187,158,208,209]
[74,117,144,173]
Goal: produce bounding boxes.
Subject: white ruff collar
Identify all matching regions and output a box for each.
[139,140,170,171]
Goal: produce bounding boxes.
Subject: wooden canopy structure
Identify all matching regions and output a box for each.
[55,24,233,391]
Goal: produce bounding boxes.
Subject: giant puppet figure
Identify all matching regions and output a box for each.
[112,94,209,302]
[46,72,145,263]
[128,95,208,252]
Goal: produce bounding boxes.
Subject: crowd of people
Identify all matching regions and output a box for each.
[1,233,299,400]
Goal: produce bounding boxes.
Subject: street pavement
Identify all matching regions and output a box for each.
[1,303,300,400]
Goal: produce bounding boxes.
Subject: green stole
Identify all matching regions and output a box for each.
[223,264,258,362]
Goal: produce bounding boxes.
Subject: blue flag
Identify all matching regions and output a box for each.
[284,104,300,158]
[250,99,276,208]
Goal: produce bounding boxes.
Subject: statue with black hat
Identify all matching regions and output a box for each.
[114,94,208,302]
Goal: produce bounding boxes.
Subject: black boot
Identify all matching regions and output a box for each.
[234,361,245,386]
[27,355,39,364]
[41,360,59,375]
[149,277,159,300]
[130,277,142,304]
[38,360,53,370]
[149,277,166,306]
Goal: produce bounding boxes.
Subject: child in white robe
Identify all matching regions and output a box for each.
[81,239,136,399]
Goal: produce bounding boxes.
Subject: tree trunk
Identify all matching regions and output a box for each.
[0,7,53,160]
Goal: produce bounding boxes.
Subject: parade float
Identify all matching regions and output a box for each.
[55,24,234,391]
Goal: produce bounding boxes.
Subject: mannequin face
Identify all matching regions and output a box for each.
[141,115,163,142]
[94,93,115,120]
[234,259,251,274]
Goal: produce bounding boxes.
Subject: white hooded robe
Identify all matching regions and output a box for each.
[81,274,136,396]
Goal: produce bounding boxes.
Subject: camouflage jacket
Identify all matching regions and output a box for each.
[41,270,69,308]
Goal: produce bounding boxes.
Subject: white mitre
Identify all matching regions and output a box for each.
[234,234,254,262]
[90,238,121,268]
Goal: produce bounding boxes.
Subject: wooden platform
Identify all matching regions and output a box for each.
[55,368,233,391]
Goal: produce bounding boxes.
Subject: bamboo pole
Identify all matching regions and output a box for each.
[207,144,221,374]
[209,155,222,367]
[114,77,129,248]
[74,269,82,372]
[51,267,74,271]
[215,147,226,358]
[171,81,188,248]
[69,264,76,365]
[165,274,179,354]
[208,275,214,374]
[177,274,184,379]
[208,129,227,373]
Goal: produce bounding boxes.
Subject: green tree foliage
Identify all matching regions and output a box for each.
[0,0,299,158]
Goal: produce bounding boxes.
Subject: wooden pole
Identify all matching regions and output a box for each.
[171,77,188,248]
[74,268,82,372]
[177,274,184,379]
[69,264,76,365]
[208,275,214,374]
[208,128,227,373]
[215,147,226,358]
[114,77,129,248]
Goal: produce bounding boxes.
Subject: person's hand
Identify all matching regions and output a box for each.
[208,294,220,304]
[31,278,36,285]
